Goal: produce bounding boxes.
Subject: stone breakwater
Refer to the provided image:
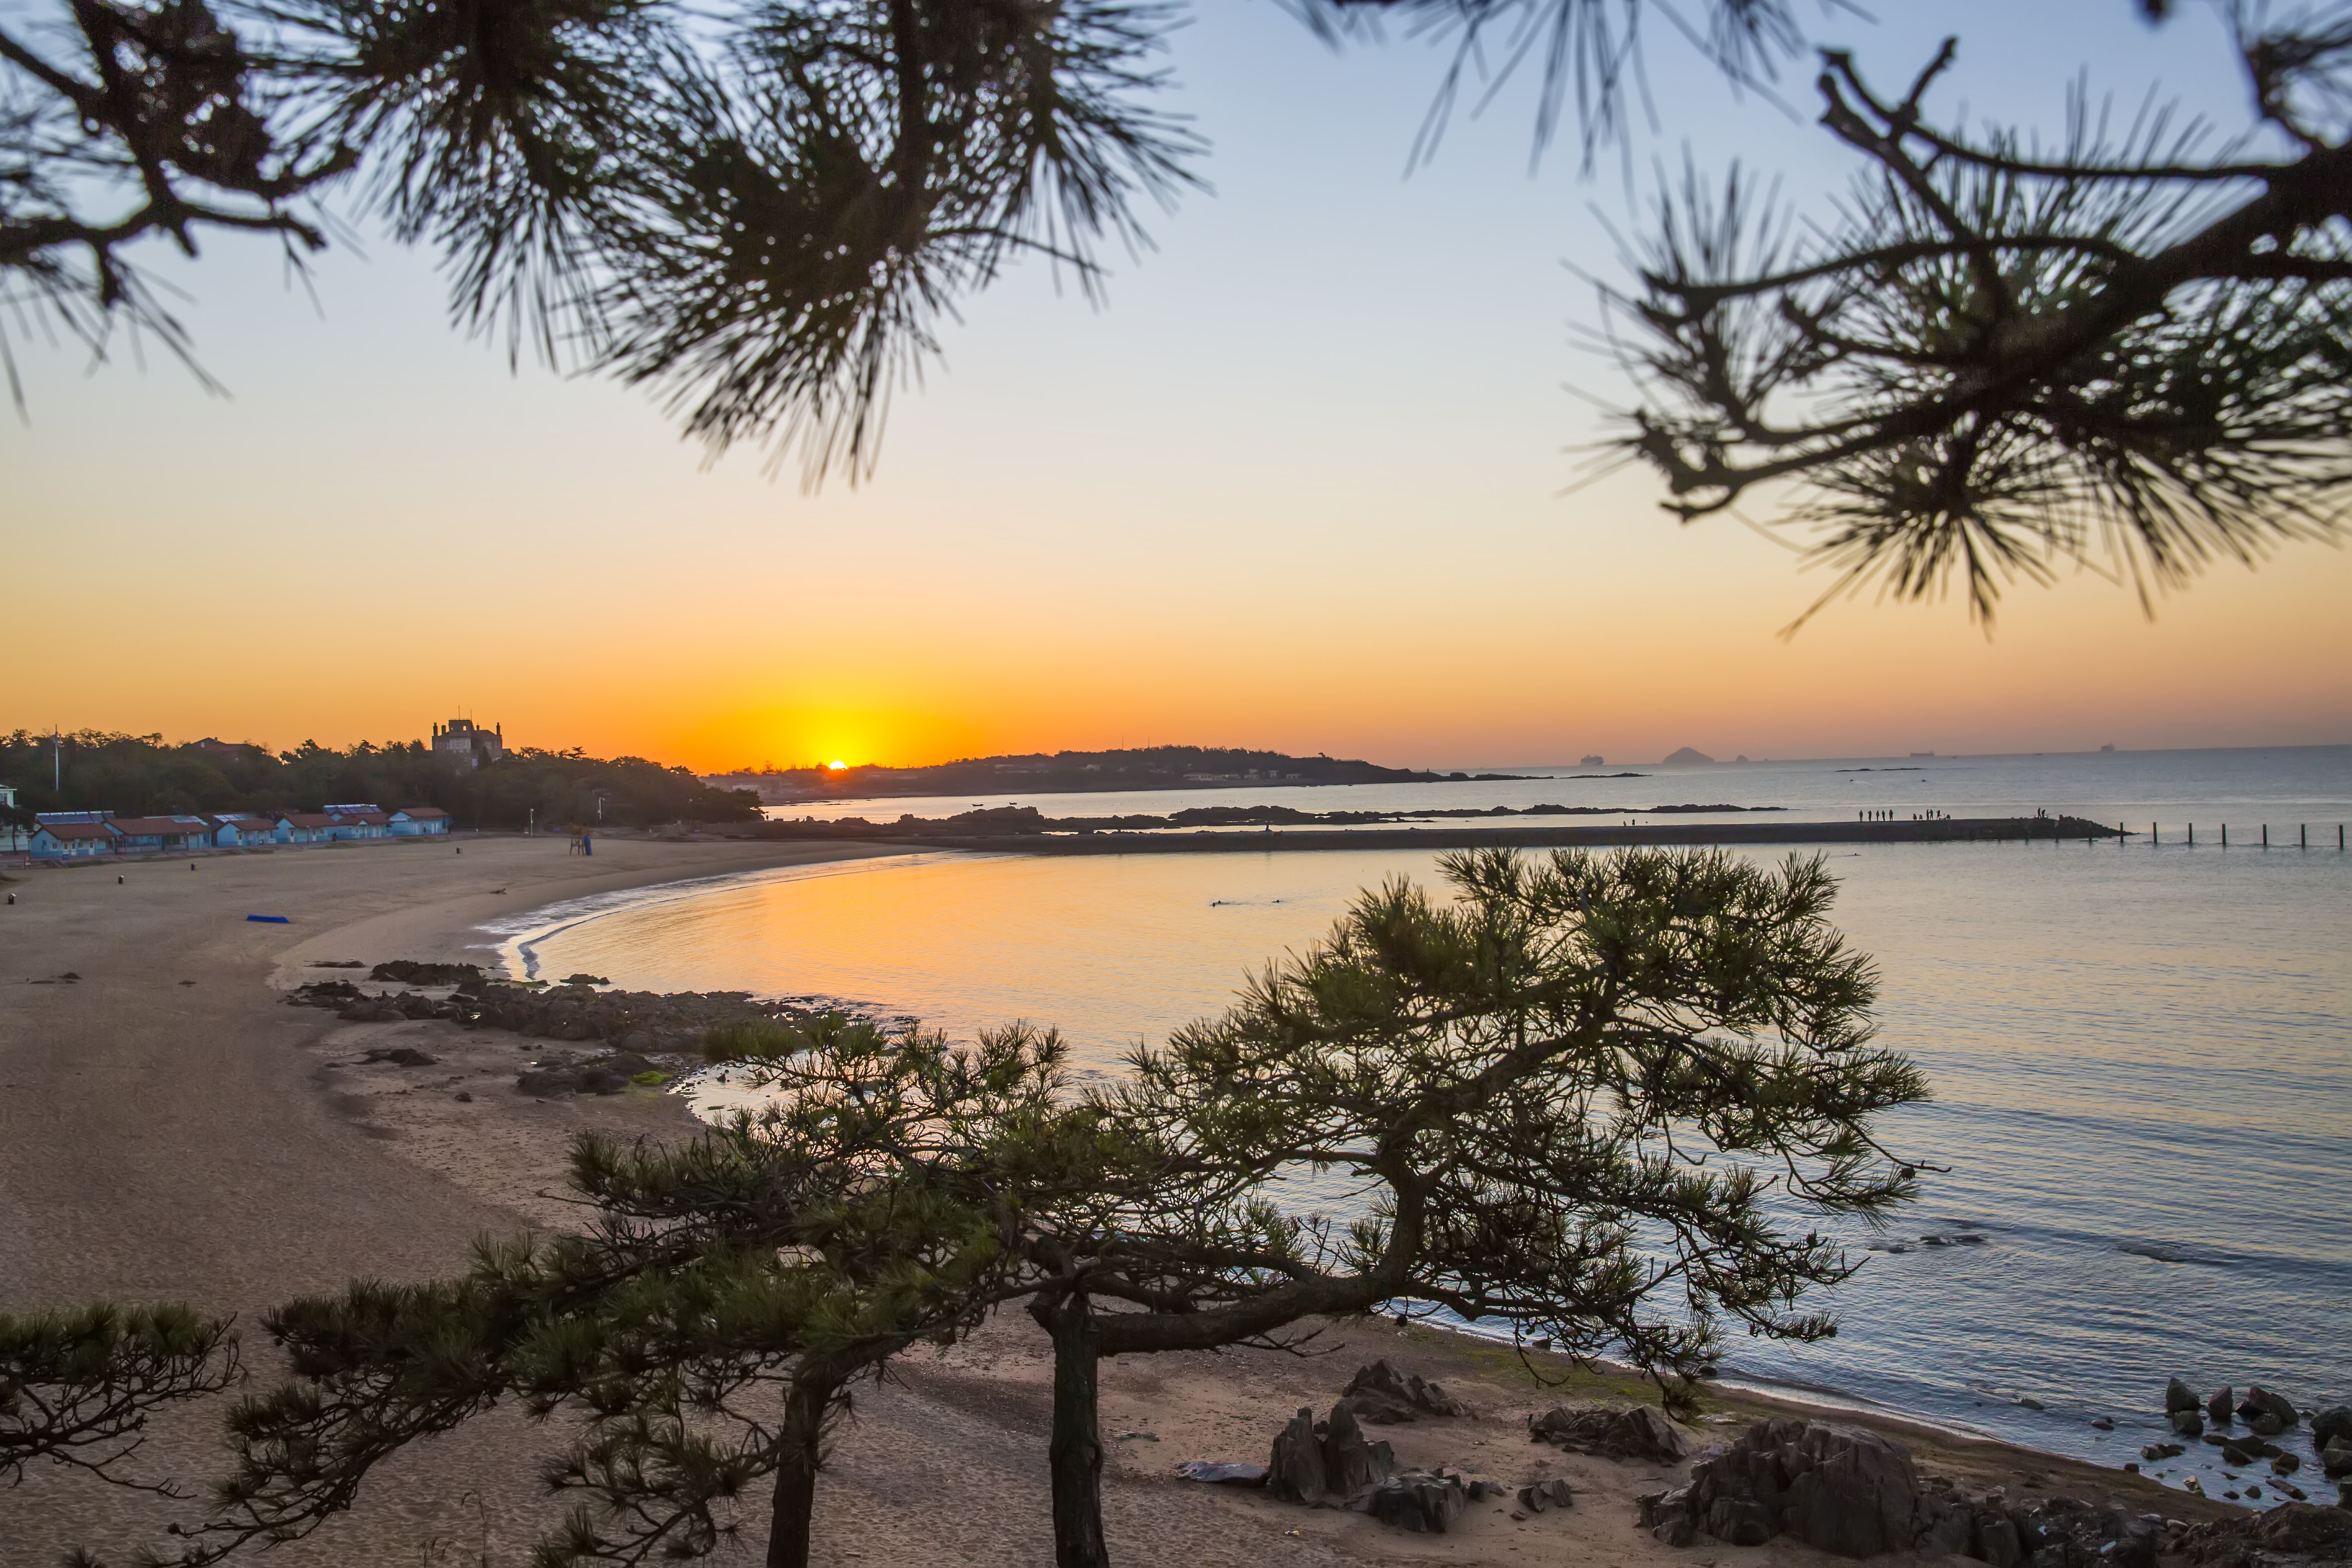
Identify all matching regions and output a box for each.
[883,815,2134,856]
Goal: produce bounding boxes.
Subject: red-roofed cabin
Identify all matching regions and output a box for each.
[275,812,337,845]
[390,807,452,837]
[209,814,285,848]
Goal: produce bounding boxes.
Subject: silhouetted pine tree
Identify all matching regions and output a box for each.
[1022,846,1927,1568]
[180,1015,1090,1568]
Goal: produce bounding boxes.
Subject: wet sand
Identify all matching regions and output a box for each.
[0,836,2234,1565]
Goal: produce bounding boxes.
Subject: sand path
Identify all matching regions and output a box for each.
[0,835,2227,1566]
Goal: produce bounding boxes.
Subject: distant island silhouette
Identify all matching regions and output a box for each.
[704,746,1541,804]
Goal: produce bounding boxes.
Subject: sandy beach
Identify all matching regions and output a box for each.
[0,835,2242,1566]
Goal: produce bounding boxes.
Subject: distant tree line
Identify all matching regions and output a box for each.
[0,731,760,831]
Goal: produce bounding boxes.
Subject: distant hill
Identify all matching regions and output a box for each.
[707,746,1534,804]
[1661,746,1716,765]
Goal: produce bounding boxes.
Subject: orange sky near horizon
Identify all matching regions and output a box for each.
[12,475,2345,773]
[6,2,2346,774]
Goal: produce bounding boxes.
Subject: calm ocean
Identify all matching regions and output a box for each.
[499,746,2352,1503]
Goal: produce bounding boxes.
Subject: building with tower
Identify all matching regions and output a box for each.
[430,718,505,767]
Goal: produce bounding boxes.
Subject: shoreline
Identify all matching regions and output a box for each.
[0,839,2277,1565]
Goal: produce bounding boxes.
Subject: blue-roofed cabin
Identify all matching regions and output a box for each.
[390,806,452,837]
[30,821,116,859]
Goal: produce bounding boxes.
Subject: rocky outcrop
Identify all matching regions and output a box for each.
[1339,1360,1471,1423]
[516,1067,583,1097]
[2314,1408,2352,1449]
[2169,1377,2204,1413]
[1517,1477,1575,1514]
[1360,1471,1468,1532]
[1640,1420,2169,1567]
[1267,1403,1395,1505]
[1261,1402,1497,1535]
[291,973,813,1053]
[1643,1418,1919,1557]
[370,960,483,986]
[2239,1386,2300,1435]
[2180,1501,2352,1566]
[1530,1403,1693,1461]
[359,1045,440,1067]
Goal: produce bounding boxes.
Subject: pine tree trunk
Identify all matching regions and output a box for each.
[1041,1289,1109,1568]
[766,1370,839,1568]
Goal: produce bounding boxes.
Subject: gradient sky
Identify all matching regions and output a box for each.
[7,1,2347,771]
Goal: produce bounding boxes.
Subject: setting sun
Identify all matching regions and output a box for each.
[827,760,848,771]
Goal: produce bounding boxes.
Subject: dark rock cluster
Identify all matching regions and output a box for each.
[359,1045,440,1068]
[288,972,810,1053]
[1337,1359,1471,1424]
[2157,1378,2352,1502]
[1528,1402,1694,1461]
[1641,1418,1924,1557]
[2179,1501,2352,1566]
[1268,1401,1395,1505]
[1642,1418,2179,1566]
[514,1060,641,1097]
[368,960,483,986]
[1235,1368,1500,1534]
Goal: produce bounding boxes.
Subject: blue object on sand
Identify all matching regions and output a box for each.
[246,914,291,923]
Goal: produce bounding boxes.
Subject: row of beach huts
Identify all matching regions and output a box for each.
[24,803,452,861]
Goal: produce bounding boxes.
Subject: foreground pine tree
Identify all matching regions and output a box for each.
[1026,847,1928,1566]
[182,1015,1081,1568]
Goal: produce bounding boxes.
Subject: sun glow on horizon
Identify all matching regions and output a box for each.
[827,759,848,771]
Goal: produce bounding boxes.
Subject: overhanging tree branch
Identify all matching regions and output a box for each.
[1600,18,2352,626]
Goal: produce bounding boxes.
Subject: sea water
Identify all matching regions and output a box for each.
[502,747,2352,1500]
